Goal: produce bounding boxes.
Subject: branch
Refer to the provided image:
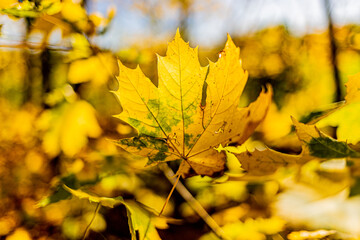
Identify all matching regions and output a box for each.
[159,163,230,240]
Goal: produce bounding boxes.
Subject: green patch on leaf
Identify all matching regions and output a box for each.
[308,137,360,158]
[119,135,168,152]
[147,151,168,165]
[37,175,77,207]
[184,133,192,147]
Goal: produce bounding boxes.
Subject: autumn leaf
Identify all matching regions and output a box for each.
[199,216,285,240]
[63,185,162,240]
[234,148,304,176]
[62,184,124,208]
[0,0,17,10]
[292,117,360,158]
[233,116,359,177]
[287,229,336,240]
[38,100,102,157]
[68,53,116,86]
[113,30,272,177]
[316,73,360,144]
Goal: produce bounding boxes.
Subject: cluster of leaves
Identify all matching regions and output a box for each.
[113,31,360,239]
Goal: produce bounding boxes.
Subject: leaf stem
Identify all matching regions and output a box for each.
[82,202,101,240]
[159,173,180,216]
[159,163,230,240]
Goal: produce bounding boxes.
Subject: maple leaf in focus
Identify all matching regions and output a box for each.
[113,30,272,178]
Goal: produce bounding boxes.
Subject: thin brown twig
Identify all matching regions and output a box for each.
[159,173,180,216]
[82,202,101,240]
[159,163,230,240]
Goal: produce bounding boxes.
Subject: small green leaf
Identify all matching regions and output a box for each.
[308,137,360,158]
[37,184,72,208]
[292,116,360,159]
[125,201,162,240]
[37,174,77,207]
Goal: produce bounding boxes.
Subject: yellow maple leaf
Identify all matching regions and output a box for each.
[114,30,272,177]
[234,148,303,176]
[316,72,360,144]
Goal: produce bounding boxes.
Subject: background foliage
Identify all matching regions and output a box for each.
[2,0,360,240]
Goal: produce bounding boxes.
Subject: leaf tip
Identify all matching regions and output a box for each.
[225,33,236,48]
[290,116,298,125]
[175,28,181,39]
[226,32,232,40]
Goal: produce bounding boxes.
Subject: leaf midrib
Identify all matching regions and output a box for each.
[185,59,231,158]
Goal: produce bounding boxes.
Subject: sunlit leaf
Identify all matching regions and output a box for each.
[125,201,162,240]
[287,229,336,240]
[345,72,360,103]
[39,100,102,157]
[5,228,32,240]
[63,184,124,208]
[61,1,87,24]
[37,174,78,207]
[292,117,360,158]
[199,217,285,240]
[235,148,305,176]
[68,53,116,86]
[62,186,162,240]
[0,0,17,9]
[316,73,360,144]
[114,30,272,177]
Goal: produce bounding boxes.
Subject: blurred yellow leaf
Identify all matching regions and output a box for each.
[6,228,32,240]
[61,1,87,24]
[287,229,336,240]
[60,101,102,156]
[345,73,360,103]
[211,205,248,226]
[200,216,285,240]
[0,216,16,236]
[135,189,174,216]
[0,0,17,9]
[68,53,115,86]
[67,33,92,61]
[63,184,124,208]
[25,150,44,173]
[234,148,304,176]
[39,100,102,157]
[84,212,106,232]
[317,73,360,144]
[89,13,104,27]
